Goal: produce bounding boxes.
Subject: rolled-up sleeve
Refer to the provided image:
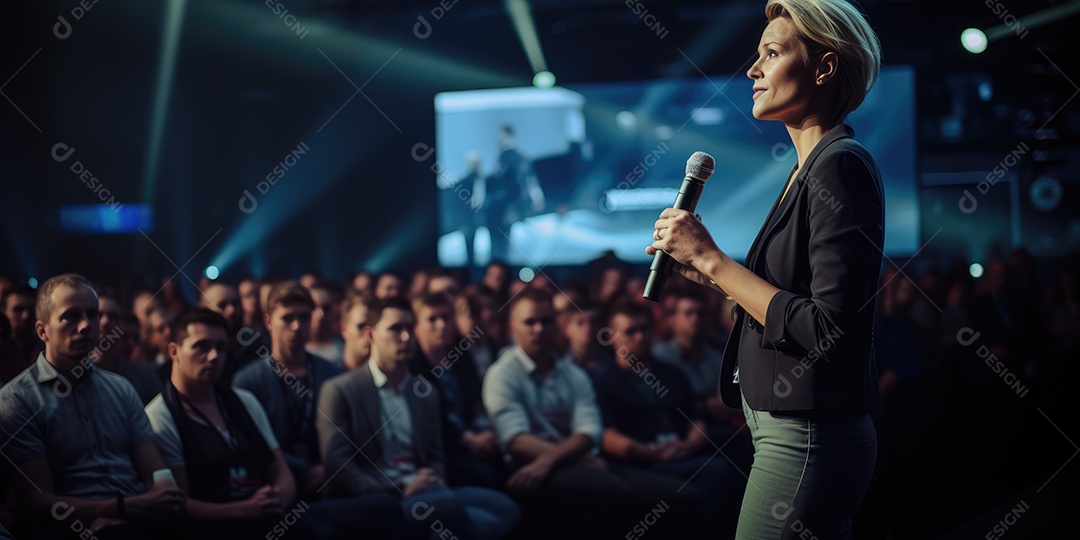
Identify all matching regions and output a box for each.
[761,147,884,364]
[764,150,881,356]
[482,362,531,449]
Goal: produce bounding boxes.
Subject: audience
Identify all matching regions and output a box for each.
[0,247,1074,539]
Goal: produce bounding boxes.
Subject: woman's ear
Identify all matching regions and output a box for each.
[815,51,839,85]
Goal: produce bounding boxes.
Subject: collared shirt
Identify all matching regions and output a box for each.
[651,338,724,400]
[482,346,602,450]
[369,360,417,487]
[0,353,154,499]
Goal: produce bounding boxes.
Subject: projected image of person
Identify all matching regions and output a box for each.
[482,125,545,264]
[647,1,884,538]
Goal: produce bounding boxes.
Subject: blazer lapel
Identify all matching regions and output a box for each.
[357,369,383,456]
[747,124,855,273]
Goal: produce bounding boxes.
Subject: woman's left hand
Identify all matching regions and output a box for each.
[647,208,723,272]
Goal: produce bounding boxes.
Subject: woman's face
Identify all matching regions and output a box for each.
[747,16,819,124]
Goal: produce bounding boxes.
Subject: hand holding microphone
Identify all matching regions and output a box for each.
[643,151,719,302]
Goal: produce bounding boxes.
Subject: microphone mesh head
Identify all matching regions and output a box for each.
[686,151,715,182]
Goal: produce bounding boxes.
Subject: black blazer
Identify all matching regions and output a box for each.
[720,124,884,414]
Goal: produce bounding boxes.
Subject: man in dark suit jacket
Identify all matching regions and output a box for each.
[317,297,519,540]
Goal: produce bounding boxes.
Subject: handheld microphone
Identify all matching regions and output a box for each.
[642,151,715,303]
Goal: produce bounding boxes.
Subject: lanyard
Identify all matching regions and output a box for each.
[277,359,316,451]
[179,390,238,453]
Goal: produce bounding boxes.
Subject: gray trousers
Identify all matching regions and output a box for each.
[736,394,877,540]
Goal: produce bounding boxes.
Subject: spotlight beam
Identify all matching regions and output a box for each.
[985,1,1080,41]
[504,0,548,74]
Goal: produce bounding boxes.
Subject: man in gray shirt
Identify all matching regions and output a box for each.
[483,288,703,538]
[0,274,187,539]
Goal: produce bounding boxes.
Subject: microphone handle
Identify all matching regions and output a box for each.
[642,176,705,303]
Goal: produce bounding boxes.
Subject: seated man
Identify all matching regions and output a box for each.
[95,294,162,405]
[199,281,257,384]
[2,285,41,366]
[146,309,405,539]
[318,297,520,540]
[650,289,727,421]
[305,282,344,367]
[339,292,373,371]
[409,293,503,489]
[233,282,345,500]
[0,274,188,539]
[482,289,704,539]
[595,297,744,536]
[651,288,751,468]
[558,298,613,381]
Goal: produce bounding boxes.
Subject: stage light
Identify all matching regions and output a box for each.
[533,71,555,88]
[961,28,987,54]
[969,263,985,279]
[205,266,220,280]
[616,111,637,130]
[28,277,38,289]
[519,267,535,282]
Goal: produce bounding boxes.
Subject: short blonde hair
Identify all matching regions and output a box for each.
[766,0,881,122]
